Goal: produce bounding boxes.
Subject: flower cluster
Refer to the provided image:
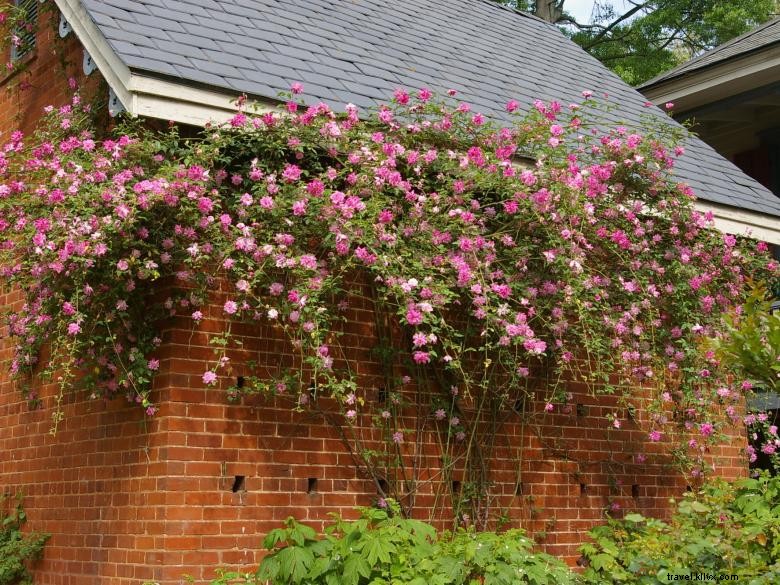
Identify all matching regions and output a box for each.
[0,87,775,472]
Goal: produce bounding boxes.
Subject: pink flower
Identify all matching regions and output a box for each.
[417,88,432,101]
[282,164,302,182]
[506,100,519,113]
[648,430,662,442]
[197,197,214,213]
[413,351,430,364]
[292,200,307,216]
[412,332,428,347]
[392,431,403,444]
[202,371,217,385]
[393,88,410,104]
[290,82,304,94]
[67,322,81,336]
[544,402,554,412]
[699,423,714,437]
[223,300,238,315]
[147,359,160,371]
[406,307,423,326]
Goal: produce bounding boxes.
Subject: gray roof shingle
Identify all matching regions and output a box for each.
[76,0,780,217]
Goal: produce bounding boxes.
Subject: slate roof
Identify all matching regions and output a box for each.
[640,17,780,89]
[76,0,780,218]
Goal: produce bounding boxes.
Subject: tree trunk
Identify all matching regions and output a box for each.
[535,0,563,23]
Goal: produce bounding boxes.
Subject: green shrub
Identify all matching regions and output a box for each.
[0,494,49,585]
[579,474,780,584]
[212,503,575,585]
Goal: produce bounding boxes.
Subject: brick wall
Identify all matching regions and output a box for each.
[1,280,749,584]
[0,6,750,584]
[0,2,107,140]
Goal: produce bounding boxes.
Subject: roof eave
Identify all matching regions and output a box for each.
[640,45,780,112]
[131,74,276,125]
[694,200,780,246]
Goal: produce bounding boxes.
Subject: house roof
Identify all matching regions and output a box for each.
[640,17,780,90]
[59,0,780,221]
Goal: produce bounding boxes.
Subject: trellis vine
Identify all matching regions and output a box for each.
[0,85,776,517]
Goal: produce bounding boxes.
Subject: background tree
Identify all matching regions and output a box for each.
[499,1,779,85]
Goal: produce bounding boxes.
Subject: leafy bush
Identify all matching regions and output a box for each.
[579,474,780,584]
[0,494,49,585]
[211,504,575,585]
[712,282,780,396]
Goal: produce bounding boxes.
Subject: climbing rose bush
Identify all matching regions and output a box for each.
[0,87,775,471]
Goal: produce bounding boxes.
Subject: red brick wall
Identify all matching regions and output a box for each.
[0,6,750,584]
[1,280,749,584]
[0,1,106,140]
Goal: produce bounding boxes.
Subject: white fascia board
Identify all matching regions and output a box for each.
[641,48,780,108]
[54,0,276,126]
[55,0,134,111]
[695,201,780,245]
[131,76,276,126]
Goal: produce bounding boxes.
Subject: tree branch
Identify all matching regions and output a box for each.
[581,1,654,49]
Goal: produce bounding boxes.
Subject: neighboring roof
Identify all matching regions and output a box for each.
[640,17,780,89]
[57,0,780,221]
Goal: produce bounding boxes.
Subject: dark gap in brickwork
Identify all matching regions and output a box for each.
[514,482,524,496]
[513,398,524,413]
[686,485,692,492]
[378,386,387,404]
[377,478,388,494]
[308,381,318,403]
[231,475,246,493]
[307,478,318,494]
[576,403,586,417]
[236,376,245,389]
[452,480,461,494]
[632,484,639,498]
[580,483,588,495]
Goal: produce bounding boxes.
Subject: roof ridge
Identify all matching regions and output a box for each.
[471,0,556,27]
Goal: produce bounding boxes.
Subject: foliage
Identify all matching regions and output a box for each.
[498,1,778,85]
[0,85,776,517]
[713,282,780,395]
[237,504,576,585]
[710,282,780,471]
[579,473,780,584]
[0,0,40,75]
[0,494,49,585]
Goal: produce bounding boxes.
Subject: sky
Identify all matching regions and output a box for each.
[563,0,633,25]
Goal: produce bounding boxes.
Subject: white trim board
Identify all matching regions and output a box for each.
[695,201,780,245]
